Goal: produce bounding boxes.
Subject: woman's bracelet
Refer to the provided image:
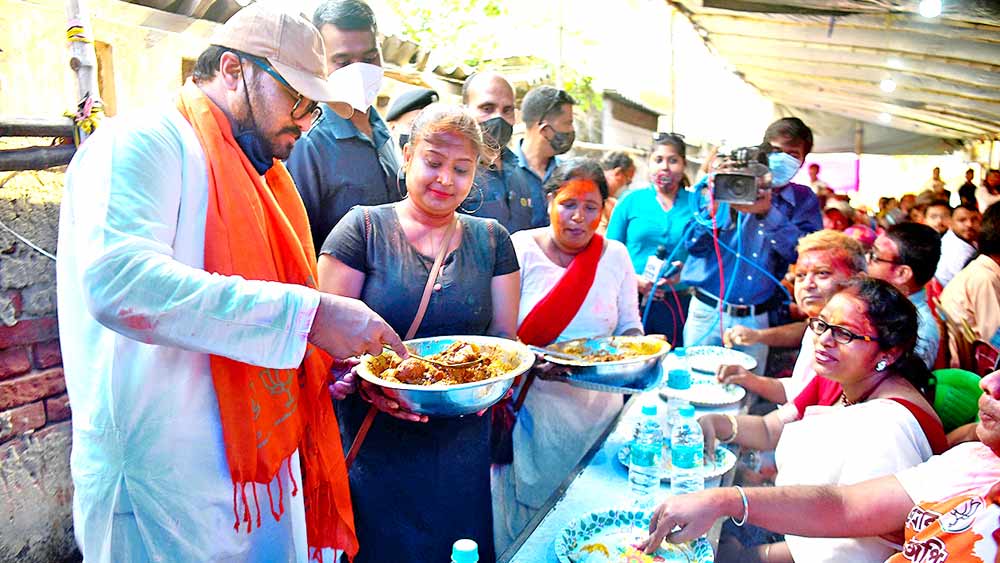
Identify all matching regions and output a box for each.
[719,413,739,443]
[731,485,749,527]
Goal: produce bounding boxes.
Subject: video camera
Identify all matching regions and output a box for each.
[711,145,771,206]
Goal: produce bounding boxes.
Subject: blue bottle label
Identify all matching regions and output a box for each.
[671,443,702,470]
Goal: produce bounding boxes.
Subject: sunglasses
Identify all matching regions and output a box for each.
[242,55,321,123]
[807,317,879,344]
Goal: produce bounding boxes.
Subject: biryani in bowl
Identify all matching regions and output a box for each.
[541,335,669,390]
[369,341,514,386]
[357,336,534,417]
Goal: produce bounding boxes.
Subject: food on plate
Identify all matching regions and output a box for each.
[549,338,664,363]
[571,534,674,562]
[369,341,514,386]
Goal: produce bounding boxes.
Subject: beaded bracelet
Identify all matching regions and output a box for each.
[719,413,739,444]
[732,485,749,527]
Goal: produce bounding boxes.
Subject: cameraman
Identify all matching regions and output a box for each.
[680,118,822,373]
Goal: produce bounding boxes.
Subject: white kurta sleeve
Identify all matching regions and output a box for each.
[63,113,318,369]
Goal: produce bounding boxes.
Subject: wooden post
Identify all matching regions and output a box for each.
[65,0,102,144]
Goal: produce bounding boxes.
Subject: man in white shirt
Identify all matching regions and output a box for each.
[865,223,942,369]
[57,5,404,562]
[935,203,981,288]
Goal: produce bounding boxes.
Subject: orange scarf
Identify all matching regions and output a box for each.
[176,82,357,561]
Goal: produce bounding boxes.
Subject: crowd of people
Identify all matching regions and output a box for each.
[53,1,1000,562]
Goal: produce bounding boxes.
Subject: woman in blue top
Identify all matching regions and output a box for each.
[606,133,696,344]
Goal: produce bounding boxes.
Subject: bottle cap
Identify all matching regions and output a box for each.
[674,347,686,357]
[452,539,479,563]
[641,404,658,416]
[680,404,696,418]
[655,244,668,259]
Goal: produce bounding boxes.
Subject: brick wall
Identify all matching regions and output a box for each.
[0,169,77,563]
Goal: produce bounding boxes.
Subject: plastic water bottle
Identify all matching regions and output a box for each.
[629,404,663,508]
[673,346,689,373]
[641,245,668,285]
[665,348,691,438]
[451,539,478,563]
[670,404,704,496]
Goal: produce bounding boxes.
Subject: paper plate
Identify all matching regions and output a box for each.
[554,509,714,563]
[616,444,737,482]
[659,380,746,407]
[684,346,757,375]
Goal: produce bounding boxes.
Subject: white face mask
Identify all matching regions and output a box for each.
[326,62,383,117]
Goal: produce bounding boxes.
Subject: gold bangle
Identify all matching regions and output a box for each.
[719,413,739,443]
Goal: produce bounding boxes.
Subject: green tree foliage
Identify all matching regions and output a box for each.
[383,0,507,66]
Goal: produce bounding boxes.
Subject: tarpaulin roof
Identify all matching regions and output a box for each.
[670,0,1000,153]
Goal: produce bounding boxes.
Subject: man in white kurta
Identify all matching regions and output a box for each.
[56,6,401,562]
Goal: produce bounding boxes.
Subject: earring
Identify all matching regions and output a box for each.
[875,359,888,372]
[459,184,485,214]
[395,166,408,199]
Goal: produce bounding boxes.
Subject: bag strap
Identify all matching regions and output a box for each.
[346,217,459,469]
[405,218,457,340]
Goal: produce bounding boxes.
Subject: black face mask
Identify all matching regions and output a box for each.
[398,133,410,151]
[236,63,274,175]
[480,116,513,149]
[544,124,575,155]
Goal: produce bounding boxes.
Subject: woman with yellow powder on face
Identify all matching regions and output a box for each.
[492,158,644,553]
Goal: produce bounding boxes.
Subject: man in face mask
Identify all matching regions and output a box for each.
[286,0,403,250]
[457,71,535,233]
[514,85,577,227]
[680,117,822,373]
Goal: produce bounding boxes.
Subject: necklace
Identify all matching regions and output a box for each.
[840,374,891,406]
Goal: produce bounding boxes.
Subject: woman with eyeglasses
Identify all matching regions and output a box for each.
[605,133,696,345]
[699,278,947,563]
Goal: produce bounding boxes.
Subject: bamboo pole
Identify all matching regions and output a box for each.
[0,117,75,138]
[64,0,102,144]
[0,145,77,172]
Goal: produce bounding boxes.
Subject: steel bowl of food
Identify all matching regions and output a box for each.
[356,335,534,417]
[539,335,670,390]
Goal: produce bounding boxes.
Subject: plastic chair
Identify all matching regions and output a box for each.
[932,368,983,433]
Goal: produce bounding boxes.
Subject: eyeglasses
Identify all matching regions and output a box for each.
[866,250,902,266]
[242,55,321,124]
[806,317,879,344]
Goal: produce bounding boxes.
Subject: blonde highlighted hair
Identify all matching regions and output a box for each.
[407,103,499,163]
[796,229,867,274]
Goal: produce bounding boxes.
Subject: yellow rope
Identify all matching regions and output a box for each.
[66,24,92,43]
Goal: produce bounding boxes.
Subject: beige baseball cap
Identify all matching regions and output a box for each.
[211,3,352,115]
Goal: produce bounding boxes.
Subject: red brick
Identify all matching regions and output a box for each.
[0,368,65,410]
[0,401,46,443]
[31,339,62,369]
[44,393,71,422]
[0,317,58,349]
[0,346,30,379]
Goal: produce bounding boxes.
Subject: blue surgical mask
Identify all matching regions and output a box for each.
[768,152,802,188]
